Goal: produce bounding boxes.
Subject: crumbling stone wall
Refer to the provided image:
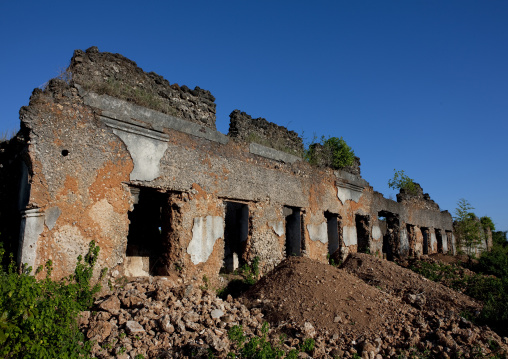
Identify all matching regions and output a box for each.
[70,47,217,129]
[228,110,303,157]
[396,183,440,211]
[8,48,457,283]
[307,143,361,175]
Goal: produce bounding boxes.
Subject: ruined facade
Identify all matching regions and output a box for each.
[2,47,457,281]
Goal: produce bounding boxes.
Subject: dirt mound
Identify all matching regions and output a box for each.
[243,256,414,340]
[342,253,481,314]
[242,255,508,358]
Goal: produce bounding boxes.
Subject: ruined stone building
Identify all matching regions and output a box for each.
[1,47,458,281]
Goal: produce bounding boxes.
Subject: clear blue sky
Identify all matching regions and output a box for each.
[1,1,507,231]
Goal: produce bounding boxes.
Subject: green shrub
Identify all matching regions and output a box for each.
[305,136,355,169]
[0,241,103,358]
[387,169,417,195]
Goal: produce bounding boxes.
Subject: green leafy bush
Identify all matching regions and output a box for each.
[387,169,417,195]
[305,136,355,169]
[0,241,103,358]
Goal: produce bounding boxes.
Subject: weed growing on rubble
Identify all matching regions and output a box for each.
[0,241,103,358]
[217,257,261,299]
[226,322,314,359]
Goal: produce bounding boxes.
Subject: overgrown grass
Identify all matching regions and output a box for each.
[0,241,104,358]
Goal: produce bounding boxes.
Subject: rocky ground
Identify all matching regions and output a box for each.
[81,254,508,358]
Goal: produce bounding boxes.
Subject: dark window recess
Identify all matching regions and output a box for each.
[284,206,302,257]
[127,187,168,275]
[325,211,340,255]
[379,211,400,261]
[421,227,430,255]
[223,201,249,273]
[435,229,443,253]
[355,214,370,253]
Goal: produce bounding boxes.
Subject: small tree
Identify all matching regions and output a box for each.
[387,169,417,195]
[453,199,483,257]
[323,136,355,169]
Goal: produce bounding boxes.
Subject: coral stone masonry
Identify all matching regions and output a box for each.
[1,47,461,281]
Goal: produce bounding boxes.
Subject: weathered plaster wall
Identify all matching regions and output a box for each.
[12,48,456,282]
[18,79,133,278]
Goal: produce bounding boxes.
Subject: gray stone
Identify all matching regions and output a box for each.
[125,320,145,334]
[210,309,224,319]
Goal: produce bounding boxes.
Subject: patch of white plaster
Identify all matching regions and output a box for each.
[112,128,168,181]
[188,216,224,264]
[430,232,437,253]
[45,206,61,230]
[372,225,382,240]
[337,187,362,204]
[270,221,284,237]
[343,226,358,246]
[307,222,328,244]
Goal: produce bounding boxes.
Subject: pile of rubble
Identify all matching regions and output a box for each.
[81,255,508,358]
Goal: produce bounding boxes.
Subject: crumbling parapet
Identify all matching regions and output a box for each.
[69,46,217,129]
[228,109,303,157]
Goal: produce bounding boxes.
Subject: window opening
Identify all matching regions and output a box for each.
[355,214,370,254]
[284,206,302,257]
[325,211,341,256]
[379,211,400,261]
[223,201,249,273]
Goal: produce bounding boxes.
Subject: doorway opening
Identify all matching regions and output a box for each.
[223,201,249,273]
[379,211,400,260]
[284,206,303,257]
[126,187,169,275]
[325,211,342,258]
[355,214,370,253]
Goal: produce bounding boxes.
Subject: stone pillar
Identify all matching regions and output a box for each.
[18,208,45,270]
